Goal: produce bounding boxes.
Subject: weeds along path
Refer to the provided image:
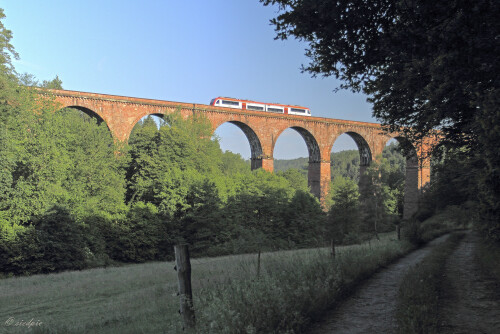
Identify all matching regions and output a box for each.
[438,232,500,333]
[308,234,450,334]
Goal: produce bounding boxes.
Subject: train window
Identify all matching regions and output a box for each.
[221,100,239,106]
[210,99,215,105]
[267,107,283,113]
[290,108,306,113]
[247,105,264,111]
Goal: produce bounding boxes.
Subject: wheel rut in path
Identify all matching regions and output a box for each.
[308,234,450,334]
[438,232,500,334]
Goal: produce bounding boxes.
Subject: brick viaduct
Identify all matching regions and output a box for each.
[49,89,434,219]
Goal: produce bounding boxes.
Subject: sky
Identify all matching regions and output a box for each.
[2,0,377,159]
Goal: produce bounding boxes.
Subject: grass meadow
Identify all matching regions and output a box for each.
[1,232,412,334]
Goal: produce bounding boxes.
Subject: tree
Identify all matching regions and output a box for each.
[284,189,325,247]
[261,0,499,240]
[41,75,63,89]
[359,161,399,238]
[277,168,309,192]
[220,151,251,176]
[261,0,497,146]
[330,150,360,182]
[327,176,360,243]
[0,8,18,77]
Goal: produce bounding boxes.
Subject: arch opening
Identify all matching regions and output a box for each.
[290,126,321,163]
[345,132,372,167]
[273,127,322,198]
[213,121,261,170]
[129,114,167,141]
[59,106,112,138]
[330,133,362,183]
[62,106,106,125]
[330,132,373,186]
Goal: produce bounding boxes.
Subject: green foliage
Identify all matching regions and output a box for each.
[0,8,18,76]
[33,205,87,272]
[402,218,424,246]
[274,157,308,175]
[41,75,63,89]
[276,168,309,192]
[0,206,88,276]
[125,112,222,211]
[327,176,360,243]
[359,154,403,237]
[261,0,500,242]
[104,202,169,263]
[0,226,42,276]
[331,150,360,181]
[404,205,472,246]
[3,103,126,224]
[220,151,250,175]
[284,190,325,246]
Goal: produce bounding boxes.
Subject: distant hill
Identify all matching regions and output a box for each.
[252,145,403,183]
[274,157,308,173]
[274,150,360,181]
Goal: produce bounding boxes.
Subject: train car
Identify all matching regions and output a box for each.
[209,97,311,116]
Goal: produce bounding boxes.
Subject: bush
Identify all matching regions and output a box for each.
[102,202,173,263]
[34,205,87,273]
[0,205,87,276]
[0,226,43,276]
[402,218,424,246]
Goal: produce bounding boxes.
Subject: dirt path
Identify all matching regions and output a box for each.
[438,232,500,333]
[308,234,450,334]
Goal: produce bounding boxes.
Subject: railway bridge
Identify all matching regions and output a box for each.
[49,89,435,219]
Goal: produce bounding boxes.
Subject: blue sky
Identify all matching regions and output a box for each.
[3,0,376,159]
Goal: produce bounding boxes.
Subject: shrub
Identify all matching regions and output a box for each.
[34,205,87,273]
[402,218,424,246]
[0,205,87,276]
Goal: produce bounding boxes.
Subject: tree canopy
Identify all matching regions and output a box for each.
[261,0,500,240]
[260,0,498,148]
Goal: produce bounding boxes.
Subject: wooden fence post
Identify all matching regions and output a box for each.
[257,249,261,278]
[174,244,195,330]
[330,239,336,258]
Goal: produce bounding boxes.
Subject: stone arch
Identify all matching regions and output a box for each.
[330,131,373,192]
[342,131,372,167]
[61,105,106,125]
[273,126,323,198]
[288,126,322,163]
[127,112,168,140]
[215,121,263,170]
[58,105,113,138]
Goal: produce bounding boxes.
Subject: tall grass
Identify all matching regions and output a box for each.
[0,233,411,334]
[195,234,412,333]
[396,232,465,334]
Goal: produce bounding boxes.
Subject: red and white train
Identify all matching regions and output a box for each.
[209,97,311,116]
